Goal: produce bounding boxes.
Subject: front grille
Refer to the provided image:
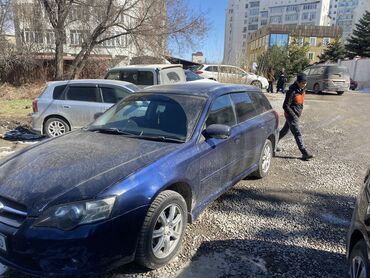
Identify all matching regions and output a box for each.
[0,196,27,228]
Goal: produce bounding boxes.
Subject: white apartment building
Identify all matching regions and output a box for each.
[12,0,162,63]
[224,0,331,66]
[329,0,358,40]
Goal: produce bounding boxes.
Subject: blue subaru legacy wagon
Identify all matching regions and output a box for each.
[0,82,279,277]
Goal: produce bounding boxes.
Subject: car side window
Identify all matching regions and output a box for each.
[101,87,129,103]
[65,86,100,102]
[230,92,257,123]
[206,66,218,72]
[167,72,180,83]
[53,85,67,100]
[248,91,272,114]
[105,71,120,80]
[206,95,236,127]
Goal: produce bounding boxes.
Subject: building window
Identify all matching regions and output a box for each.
[249,17,259,24]
[285,14,299,21]
[23,29,44,44]
[250,8,259,16]
[250,1,260,8]
[70,30,84,46]
[260,11,268,18]
[286,5,300,12]
[45,30,55,45]
[271,6,284,13]
[261,19,268,25]
[248,24,258,31]
[270,15,282,23]
[296,37,304,46]
[303,3,317,10]
[243,27,247,33]
[309,37,316,46]
[308,52,314,60]
[322,37,330,45]
[269,33,289,48]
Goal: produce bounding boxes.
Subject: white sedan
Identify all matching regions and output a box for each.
[195,64,268,89]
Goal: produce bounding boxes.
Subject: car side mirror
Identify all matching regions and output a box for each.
[94,112,103,120]
[204,124,231,139]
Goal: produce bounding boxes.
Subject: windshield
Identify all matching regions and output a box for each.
[89,94,207,142]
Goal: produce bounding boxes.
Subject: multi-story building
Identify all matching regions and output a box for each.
[192,51,204,63]
[329,0,370,41]
[246,25,342,70]
[224,0,331,66]
[11,0,164,67]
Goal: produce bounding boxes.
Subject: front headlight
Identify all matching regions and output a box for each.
[34,196,116,231]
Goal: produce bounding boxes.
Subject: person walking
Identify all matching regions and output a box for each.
[277,68,287,93]
[266,67,275,93]
[278,73,313,161]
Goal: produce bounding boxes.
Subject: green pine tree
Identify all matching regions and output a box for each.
[318,40,347,63]
[346,10,370,58]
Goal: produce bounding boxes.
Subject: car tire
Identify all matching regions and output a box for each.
[44,117,70,138]
[251,80,262,89]
[252,139,273,178]
[337,91,345,95]
[135,190,187,269]
[349,239,370,278]
[313,83,321,94]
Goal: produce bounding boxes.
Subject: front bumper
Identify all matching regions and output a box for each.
[0,205,148,277]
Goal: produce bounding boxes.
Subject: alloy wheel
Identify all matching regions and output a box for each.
[350,256,367,278]
[48,121,66,137]
[261,143,272,173]
[151,204,183,259]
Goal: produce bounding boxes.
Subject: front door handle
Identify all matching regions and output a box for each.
[63,105,71,109]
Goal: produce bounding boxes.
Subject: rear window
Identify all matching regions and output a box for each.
[248,91,272,114]
[53,85,67,100]
[230,92,257,123]
[65,86,100,102]
[326,66,349,75]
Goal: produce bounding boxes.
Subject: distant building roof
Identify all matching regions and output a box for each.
[192,52,204,56]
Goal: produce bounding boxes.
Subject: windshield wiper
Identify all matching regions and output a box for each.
[137,135,185,143]
[88,127,136,136]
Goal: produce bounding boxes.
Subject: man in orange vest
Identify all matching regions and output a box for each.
[278,73,313,161]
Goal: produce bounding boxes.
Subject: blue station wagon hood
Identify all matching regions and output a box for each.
[0,130,180,216]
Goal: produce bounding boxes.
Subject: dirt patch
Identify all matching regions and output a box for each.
[0,83,46,101]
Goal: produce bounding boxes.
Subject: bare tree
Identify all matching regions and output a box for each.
[35,0,207,79]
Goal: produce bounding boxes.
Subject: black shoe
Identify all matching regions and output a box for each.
[276,146,282,152]
[302,150,313,161]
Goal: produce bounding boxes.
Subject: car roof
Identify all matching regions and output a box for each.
[109,64,183,71]
[139,82,259,98]
[47,79,136,87]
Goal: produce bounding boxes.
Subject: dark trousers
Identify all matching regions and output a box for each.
[267,81,274,93]
[279,116,306,153]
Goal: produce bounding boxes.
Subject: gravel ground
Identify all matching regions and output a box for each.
[1,91,370,278]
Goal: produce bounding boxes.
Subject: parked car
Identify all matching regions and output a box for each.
[184,69,217,83]
[195,64,268,89]
[31,79,139,138]
[0,82,279,277]
[302,64,350,95]
[105,64,186,88]
[347,167,370,278]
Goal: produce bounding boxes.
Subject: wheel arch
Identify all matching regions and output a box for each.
[161,182,194,223]
[43,114,71,134]
[349,229,366,256]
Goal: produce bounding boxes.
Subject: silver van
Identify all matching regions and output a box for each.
[105,64,186,88]
[31,79,139,137]
[303,64,350,95]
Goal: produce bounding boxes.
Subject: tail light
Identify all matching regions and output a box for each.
[32,99,38,113]
[196,70,203,74]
